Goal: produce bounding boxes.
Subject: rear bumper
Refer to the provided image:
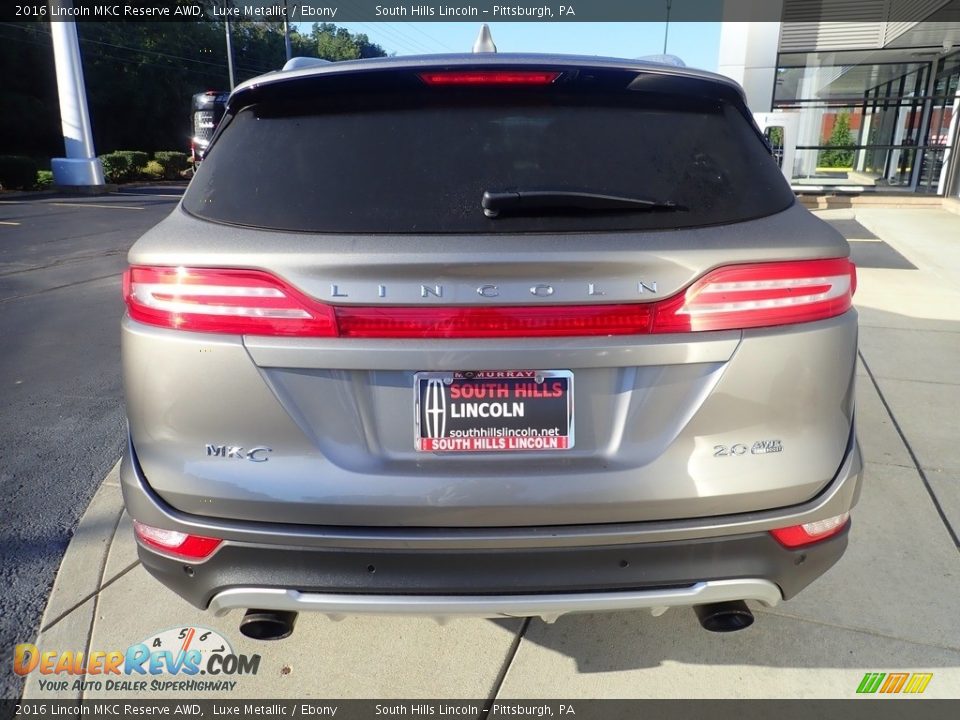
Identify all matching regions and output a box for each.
[121,431,861,617]
[139,523,848,616]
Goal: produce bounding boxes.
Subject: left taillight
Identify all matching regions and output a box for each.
[132,520,222,560]
[123,266,337,336]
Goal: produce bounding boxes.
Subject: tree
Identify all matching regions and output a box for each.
[0,20,387,161]
[306,23,386,61]
[0,23,62,159]
[818,112,855,169]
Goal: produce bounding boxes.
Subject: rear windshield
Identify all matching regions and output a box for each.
[183,91,794,233]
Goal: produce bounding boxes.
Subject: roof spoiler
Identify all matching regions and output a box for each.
[634,54,686,67]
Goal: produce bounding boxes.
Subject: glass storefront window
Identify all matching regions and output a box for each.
[773,49,960,195]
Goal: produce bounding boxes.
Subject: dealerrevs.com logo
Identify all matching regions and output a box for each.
[14,626,260,693]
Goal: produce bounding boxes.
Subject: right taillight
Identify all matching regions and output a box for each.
[650,258,856,333]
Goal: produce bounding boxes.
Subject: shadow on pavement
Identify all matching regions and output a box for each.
[490,304,960,676]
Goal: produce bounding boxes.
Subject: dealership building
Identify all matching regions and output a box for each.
[718,0,960,197]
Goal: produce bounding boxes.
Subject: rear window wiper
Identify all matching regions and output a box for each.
[482,189,683,218]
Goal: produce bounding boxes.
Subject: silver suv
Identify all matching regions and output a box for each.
[120,53,862,640]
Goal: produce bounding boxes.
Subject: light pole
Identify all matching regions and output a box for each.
[224,1,236,89]
[283,0,292,62]
[663,0,673,55]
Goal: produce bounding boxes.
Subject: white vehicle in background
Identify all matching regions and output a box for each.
[190,90,228,164]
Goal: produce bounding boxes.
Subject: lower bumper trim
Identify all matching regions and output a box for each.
[208,578,783,622]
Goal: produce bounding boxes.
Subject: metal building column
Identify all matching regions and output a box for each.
[717,0,785,113]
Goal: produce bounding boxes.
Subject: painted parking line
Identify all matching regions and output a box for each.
[112,192,184,198]
[49,202,144,210]
[0,220,21,226]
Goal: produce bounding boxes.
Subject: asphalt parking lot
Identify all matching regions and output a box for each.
[0,186,185,700]
[4,195,960,701]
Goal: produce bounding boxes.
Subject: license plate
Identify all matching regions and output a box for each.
[415,370,573,453]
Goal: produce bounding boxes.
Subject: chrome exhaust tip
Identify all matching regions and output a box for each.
[693,600,754,632]
[239,609,297,640]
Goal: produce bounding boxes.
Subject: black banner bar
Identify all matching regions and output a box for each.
[7,0,960,24]
[3,700,960,720]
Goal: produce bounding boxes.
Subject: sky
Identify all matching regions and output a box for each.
[293,22,722,71]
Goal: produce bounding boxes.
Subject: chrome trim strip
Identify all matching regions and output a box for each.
[208,579,782,621]
[242,334,740,371]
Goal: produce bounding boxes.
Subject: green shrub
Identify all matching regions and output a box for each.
[114,150,149,174]
[818,112,855,169]
[142,160,165,181]
[153,151,189,180]
[99,152,131,183]
[35,169,54,190]
[0,155,39,190]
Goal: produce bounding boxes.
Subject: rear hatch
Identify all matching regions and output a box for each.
[123,56,857,527]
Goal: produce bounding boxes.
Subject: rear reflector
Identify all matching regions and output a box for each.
[418,70,561,86]
[133,520,222,560]
[124,258,855,338]
[336,304,653,338]
[770,513,850,548]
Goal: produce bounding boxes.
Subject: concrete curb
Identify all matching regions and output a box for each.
[52,184,119,196]
[0,190,61,200]
[799,194,947,210]
[21,461,128,700]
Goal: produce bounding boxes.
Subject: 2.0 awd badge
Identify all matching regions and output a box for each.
[713,439,783,457]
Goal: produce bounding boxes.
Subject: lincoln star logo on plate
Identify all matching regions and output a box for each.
[423,378,448,439]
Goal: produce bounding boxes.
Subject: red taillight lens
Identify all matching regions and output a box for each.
[123,266,337,336]
[418,70,561,86]
[133,520,222,560]
[651,258,856,333]
[124,258,855,338]
[770,513,850,548]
